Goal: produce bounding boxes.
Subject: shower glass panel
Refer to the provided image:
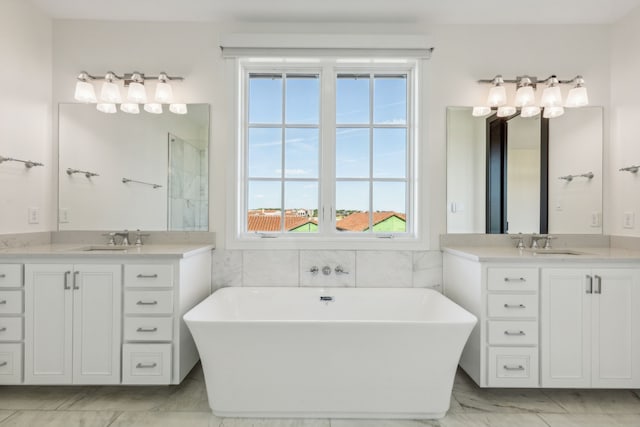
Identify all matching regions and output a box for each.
[168,133,209,231]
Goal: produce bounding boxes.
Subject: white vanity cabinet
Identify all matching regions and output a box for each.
[24,264,122,384]
[541,268,640,388]
[0,264,24,384]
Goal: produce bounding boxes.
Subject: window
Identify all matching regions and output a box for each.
[240,60,417,240]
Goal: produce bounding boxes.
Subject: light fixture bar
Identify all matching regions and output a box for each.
[76,72,184,82]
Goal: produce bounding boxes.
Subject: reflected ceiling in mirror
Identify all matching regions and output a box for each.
[58,103,210,231]
[446,106,602,235]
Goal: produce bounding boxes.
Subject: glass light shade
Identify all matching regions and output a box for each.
[565,86,589,108]
[543,106,565,119]
[100,81,122,103]
[169,103,188,114]
[144,103,163,114]
[497,105,516,117]
[96,103,117,114]
[74,80,97,103]
[521,105,541,118]
[487,85,507,107]
[472,106,491,117]
[541,85,562,107]
[127,81,148,103]
[514,86,535,107]
[120,103,140,114]
[155,81,173,103]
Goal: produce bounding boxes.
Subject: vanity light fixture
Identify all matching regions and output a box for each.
[169,103,188,115]
[100,72,122,103]
[473,74,588,119]
[72,71,185,114]
[127,72,148,104]
[74,72,97,103]
[143,103,163,114]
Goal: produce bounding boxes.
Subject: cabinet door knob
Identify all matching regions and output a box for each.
[136,300,158,306]
[64,271,71,290]
[136,274,158,279]
[594,275,602,294]
[136,327,158,332]
[0,327,7,332]
[0,274,6,278]
[0,361,7,367]
[73,271,80,290]
[586,275,593,294]
[504,330,525,336]
[0,300,6,305]
[504,277,526,282]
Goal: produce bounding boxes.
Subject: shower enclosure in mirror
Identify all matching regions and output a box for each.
[446,106,602,235]
[58,103,210,231]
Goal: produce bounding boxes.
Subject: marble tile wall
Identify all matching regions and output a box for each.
[212,249,443,291]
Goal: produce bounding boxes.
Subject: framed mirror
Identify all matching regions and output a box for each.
[446,106,602,234]
[58,103,210,231]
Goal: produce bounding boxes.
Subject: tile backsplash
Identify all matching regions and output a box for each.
[212,249,443,292]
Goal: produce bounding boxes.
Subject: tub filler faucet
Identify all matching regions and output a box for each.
[320,296,334,302]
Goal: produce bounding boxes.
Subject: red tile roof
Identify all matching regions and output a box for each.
[248,215,317,232]
[336,211,406,232]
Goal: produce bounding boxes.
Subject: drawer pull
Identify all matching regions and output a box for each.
[0,327,6,332]
[0,300,6,305]
[0,274,6,278]
[503,277,526,282]
[136,327,158,332]
[504,330,525,336]
[136,300,158,306]
[503,303,526,309]
[503,364,525,371]
[136,362,157,369]
[0,361,7,367]
[137,274,158,279]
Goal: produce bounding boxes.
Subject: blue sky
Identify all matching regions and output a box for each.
[247,74,407,214]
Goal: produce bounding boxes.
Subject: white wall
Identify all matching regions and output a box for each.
[611,6,640,237]
[50,21,612,249]
[0,0,52,234]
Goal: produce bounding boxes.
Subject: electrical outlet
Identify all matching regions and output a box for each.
[28,207,40,224]
[590,212,601,227]
[623,212,635,229]
[59,208,69,224]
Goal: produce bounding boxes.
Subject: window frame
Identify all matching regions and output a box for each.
[230,57,423,249]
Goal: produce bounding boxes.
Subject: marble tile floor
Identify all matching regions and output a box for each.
[0,365,639,427]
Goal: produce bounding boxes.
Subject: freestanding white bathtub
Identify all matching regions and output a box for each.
[184,287,476,419]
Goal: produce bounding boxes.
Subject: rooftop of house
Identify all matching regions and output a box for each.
[336,211,406,232]
[247,215,317,232]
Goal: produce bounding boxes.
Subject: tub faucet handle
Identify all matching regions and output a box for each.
[309,266,319,276]
[322,266,332,275]
[335,265,349,275]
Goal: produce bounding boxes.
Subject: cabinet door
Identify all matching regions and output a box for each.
[591,269,640,388]
[72,265,121,384]
[541,268,591,387]
[24,264,73,384]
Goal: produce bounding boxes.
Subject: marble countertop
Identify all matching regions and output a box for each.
[443,246,640,263]
[0,243,214,259]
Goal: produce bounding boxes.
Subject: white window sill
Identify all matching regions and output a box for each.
[226,235,429,251]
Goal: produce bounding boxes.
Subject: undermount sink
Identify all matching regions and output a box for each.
[76,245,130,252]
[525,249,589,255]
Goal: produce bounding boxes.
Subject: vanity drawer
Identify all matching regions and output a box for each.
[487,268,538,292]
[487,294,538,318]
[124,317,173,341]
[124,265,173,288]
[0,317,23,342]
[124,290,174,315]
[488,320,538,346]
[0,265,22,288]
[0,343,22,384]
[488,347,538,387]
[0,291,23,315]
[122,343,171,385]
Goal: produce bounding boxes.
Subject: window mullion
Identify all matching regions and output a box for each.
[368,73,374,233]
[320,64,336,236]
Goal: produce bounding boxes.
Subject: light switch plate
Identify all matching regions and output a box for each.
[59,208,69,223]
[623,212,635,229]
[28,207,40,224]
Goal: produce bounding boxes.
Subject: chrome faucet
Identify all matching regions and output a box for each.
[114,230,130,246]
